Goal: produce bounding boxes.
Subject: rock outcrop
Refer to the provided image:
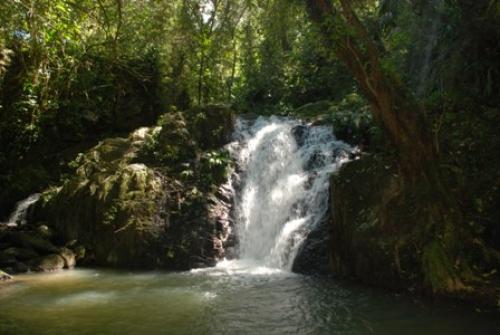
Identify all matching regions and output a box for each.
[327,154,500,307]
[0,225,80,274]
[32,105,235,270]
[292,216,332,275]
[34,130,169,268]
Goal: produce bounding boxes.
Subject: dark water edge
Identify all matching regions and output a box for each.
[0,265,499,335]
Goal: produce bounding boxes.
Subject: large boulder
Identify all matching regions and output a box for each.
[0,227,55,273]
[58,247,76,269]
[328,155,409,288]
[0,227,82,273]
[32,254,65,272]
[292,216,332,274]
[328,154,500,307]
[1,247,39,261]
[8,231,58,253]
[35,129,170,268]
[34,106,235,270]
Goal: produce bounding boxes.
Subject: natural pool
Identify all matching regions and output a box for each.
[1,262,498,335]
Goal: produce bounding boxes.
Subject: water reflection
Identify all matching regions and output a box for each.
[0,268,498,335]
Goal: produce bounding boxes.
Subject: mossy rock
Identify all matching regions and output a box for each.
[1,247,39,261]
[7,231,58,254]
[329,155,455,292]
[329,154,500,306]
[58,247,76,269]
[35,128,169,268]
[32,254,65,272]
[34,106,236,270]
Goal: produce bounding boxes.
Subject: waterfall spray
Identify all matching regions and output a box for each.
[228,116,352,270]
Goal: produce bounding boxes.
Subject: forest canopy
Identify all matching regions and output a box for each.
[1,0,499,217]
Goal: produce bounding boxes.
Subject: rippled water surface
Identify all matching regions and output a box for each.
[0,263,498,335]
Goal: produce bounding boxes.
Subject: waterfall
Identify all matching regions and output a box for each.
[1,193,40,227]
[228,116,352,270]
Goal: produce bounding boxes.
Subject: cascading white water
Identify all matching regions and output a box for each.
[228,116,352,270]
[1,193,40,227]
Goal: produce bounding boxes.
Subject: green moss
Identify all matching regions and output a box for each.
[33,106,235,270]
[329,153,500,306]
[35,126,167,267]
[422,240,465,293]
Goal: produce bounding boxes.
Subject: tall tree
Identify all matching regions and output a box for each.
[306,0,433,172]
[305,0,476,294]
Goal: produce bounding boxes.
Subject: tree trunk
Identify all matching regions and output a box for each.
[197,50,205,105]
[306,0,434,174]
[306,0,469,294]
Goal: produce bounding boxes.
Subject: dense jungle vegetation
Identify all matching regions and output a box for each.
[1,0,499,304]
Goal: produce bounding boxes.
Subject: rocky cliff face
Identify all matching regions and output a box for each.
[328,154,500,307]
[328,155,410,287]
[34,130,169,268]
[27,105,235,271]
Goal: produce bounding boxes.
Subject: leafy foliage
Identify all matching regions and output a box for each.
[138,105,234,191]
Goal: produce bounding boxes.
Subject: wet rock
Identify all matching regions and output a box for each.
[328,155,412,288]
[31,127,170,269]
[14,262,29,273]
[326,154,500,308]
[292,125,309,147]
[10,231,58,253]
[0,253,16,267]
[33,254,65,272]
[36,157,167,268]
[35,224,53,239]
[58,247,76,269]
[0,269,12,281]
[74,246,86,260]
[33,106,236,270]
[292,218,331,275]
[1,247,39,261]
